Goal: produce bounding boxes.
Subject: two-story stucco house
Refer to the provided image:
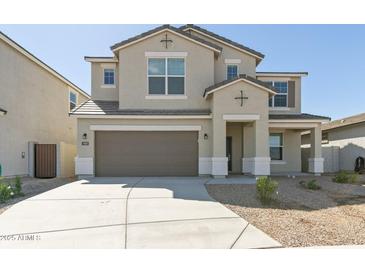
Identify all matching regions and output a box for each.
[71,24,330,178]
[0,31,90,177]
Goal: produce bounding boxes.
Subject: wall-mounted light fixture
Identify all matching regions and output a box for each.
[204,133,208,140]
[0,107,7,116]
[82,133,88,140]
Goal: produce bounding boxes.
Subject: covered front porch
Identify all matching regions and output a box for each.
[212,114,271,178]
[211,114,326,178]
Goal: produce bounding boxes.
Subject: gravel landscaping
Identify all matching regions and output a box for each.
[0,177,73,215]
[206,175,365,247]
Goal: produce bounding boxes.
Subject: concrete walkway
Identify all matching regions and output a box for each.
[0,177,281,248]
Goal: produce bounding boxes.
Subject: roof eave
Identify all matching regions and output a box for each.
[110,27,221,54]
[0,32,90,99]
[204,78,277,99]
[84,57,118,63]
[181,26,264,61]
[257,72,309,77]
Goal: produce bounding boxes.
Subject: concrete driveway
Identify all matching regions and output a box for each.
[0,177,281,248]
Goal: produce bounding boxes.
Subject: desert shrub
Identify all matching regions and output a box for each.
[333,171,358,184]
[0,182,12,203]
[299,179,321,190]
[13,176,24,197]
[256,176,278,203]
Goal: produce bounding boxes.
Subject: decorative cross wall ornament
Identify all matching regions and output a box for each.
[160,34,173,49]
[234,90,249,107]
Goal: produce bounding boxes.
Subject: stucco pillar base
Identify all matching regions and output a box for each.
[308,158,324,174]
[242,157,271,176]
[75,157,94,176]
[211,157,228,177]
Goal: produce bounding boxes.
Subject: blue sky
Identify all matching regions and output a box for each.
[1,24,364,120]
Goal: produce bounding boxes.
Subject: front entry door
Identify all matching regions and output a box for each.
[226,137,232,172]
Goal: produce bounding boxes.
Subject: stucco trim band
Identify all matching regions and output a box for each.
[89,125,202,131]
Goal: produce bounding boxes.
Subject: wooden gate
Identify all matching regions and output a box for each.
[35,144,57,178]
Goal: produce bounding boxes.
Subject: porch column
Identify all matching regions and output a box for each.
[212,117,228,178]
[308,125,324,174]
[252,120,270,175]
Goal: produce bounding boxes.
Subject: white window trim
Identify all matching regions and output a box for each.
[69,89,78,111]
[269,132,284,161]
[145,95,187,100]
[224,59,241,64]
[102,68,116,87]
[226,64,239,80]
[147,57,186,96]
[268,81,289,108]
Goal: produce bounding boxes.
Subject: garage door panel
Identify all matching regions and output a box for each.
[95,131,198,177]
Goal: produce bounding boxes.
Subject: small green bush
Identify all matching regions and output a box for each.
[256,176,278,203]
[300,179,321,190]
[13,176,24,197]
[333,171,358,184]
[0,183,12,203]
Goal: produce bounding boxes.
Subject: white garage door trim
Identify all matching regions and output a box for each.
[89,125,202,131]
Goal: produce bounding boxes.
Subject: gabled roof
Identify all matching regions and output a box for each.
[180,24,265,62]
[0,31,90,99]
[110,25,222,53]
[322,112,365,131]
[70,100,211,116]
[204,74,277,98]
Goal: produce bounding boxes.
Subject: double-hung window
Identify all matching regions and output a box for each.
[69,91,77,111]
[148,58,185,95]
[270,133,283,160]
[266,81,288,107]
[226,64,238,80]
[103,68,115,85]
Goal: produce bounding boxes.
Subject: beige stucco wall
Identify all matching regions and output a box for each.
[76,118,213,160]
[116,31,214,110]
[0,40,89,177]
[187,29,257,81]
[270,129,302,173]
[257,75,302,114]
[90,62,119,101]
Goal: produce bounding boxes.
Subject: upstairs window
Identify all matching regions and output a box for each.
[266,81,288,107]
[270,133,283,160]
[148,58,185,95]
[103,68,115,85]
[69,91,77,111]
[226,64,238,80]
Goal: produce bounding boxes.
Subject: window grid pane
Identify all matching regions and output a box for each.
[148,77,165,94]
[168,77,184,94]
[227,65,238,80]
[148,59,165,75]
[270,133,283,160]
[69,92,77,104]
[148,58,185,95]
[104,69,115,85]
[267,81,288,107]
[274,95,287,107]
[168,58,184,75]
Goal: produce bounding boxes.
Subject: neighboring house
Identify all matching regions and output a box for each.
[0,31,90,177]
[302,113,365,173]
[71,24,329,178]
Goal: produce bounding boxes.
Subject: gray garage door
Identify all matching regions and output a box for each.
[95,131,198,177]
